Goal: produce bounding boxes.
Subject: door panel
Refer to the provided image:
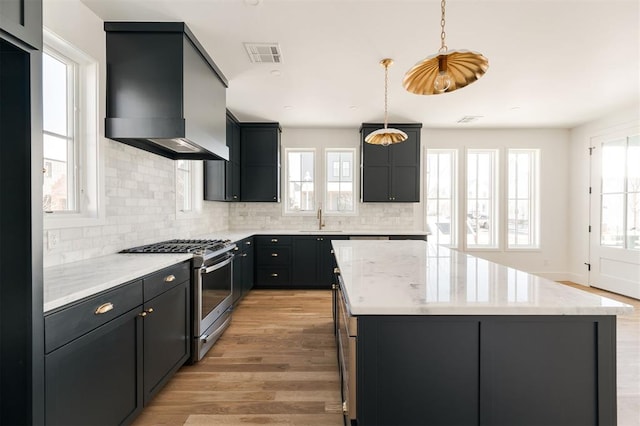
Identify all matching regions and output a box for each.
[590,128,640,298]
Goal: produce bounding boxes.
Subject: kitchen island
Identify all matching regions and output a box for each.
[332,240,633,426]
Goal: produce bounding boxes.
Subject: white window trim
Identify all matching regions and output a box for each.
[283,148,317,216]
[324,148,358,217]
[505,148,541,250]
[464,148,500,251]
[43,28,104,230]
[176,160,203,219]
[424,148,457,247]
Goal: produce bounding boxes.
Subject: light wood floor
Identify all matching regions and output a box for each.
[134,286,640,426]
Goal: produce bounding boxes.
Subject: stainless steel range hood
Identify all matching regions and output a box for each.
[105,22,229,160]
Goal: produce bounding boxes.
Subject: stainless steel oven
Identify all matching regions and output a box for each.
[120,239,236,362]
[193,250,234,361]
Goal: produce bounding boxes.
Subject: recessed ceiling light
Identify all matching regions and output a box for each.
[349,105,358,110]
[270,69,281,76]
[283,105,293,110]
[244,0,262,6]
[510,106,521,111]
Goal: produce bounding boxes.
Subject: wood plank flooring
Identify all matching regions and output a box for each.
[134,285,640,426]
[133,290,343,425]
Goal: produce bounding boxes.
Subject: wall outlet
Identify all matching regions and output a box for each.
[48,230,60,250]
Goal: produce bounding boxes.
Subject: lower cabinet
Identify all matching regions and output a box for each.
[44,261,191,425]
[45,307,143,426]
[232,237,254,305]
[292,235,347,288]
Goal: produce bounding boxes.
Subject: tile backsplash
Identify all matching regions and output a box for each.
[44,140,423,267]
[43,140,229,267]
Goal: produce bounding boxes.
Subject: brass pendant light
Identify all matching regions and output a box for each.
[403,0,488,95]
[365,58,408,146]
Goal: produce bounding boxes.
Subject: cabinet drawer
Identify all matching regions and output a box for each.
[256,267,291,286]
[255,235,292,246]
[45,280,143,353]
[143,261,190,301]
[257,247,291,265]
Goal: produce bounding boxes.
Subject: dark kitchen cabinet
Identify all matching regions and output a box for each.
[0,0,42,49]
[360,123,422,202]
[240,123,281,202]
[232,237,254,305]
[292,235,348,288]
[44,281,145,426]
[254,236,292,287]
[142,272,190,404]
[44,262,191,425]
[205,111,241,201]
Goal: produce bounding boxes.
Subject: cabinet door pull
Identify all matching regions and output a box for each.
[146,308,154,314]
[138,311,147,317]
[164,274,176,282]
[270,273,279,277]
[271,253,278,257]
[234,247,240,252]
[334,267,340,274]
[95,302,114,315]
[246,241,252,245]
[271,238,278,243]
[242,253,248,257]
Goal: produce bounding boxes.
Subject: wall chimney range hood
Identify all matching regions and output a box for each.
[105,22,229,160]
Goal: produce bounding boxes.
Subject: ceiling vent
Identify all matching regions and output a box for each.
[244,42,282,63]
[457,115,483,124]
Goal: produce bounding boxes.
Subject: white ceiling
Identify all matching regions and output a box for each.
[80,0,640,129]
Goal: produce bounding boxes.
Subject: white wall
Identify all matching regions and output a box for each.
[42,0,229,267]
[568,102,640,285]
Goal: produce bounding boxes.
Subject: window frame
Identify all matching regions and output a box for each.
[43,28,104,230]
[506,149,540,250]
[324,148,357,216]
[176,160,203,219]
[425,149,458,248]
[283,148,317,215]
[465,148,500,250]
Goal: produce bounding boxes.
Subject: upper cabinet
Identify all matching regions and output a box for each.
[104,22,229,161]
[360,123,422,202]
[0,0,42,49]
[204,111,240,201]
[240,123,281,202]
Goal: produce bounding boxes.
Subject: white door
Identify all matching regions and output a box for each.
[589,128,640,299]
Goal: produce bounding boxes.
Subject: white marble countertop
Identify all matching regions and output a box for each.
[44,253,192,313]
[43,229,428,313]
[332,240,634,316]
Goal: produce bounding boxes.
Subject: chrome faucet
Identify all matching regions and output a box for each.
[317,207,325,230]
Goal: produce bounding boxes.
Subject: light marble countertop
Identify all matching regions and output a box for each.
[44,253,192,313]
[332,240,634,316]
[43,229,428,313]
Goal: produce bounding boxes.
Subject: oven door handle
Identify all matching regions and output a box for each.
[201,253,234,274]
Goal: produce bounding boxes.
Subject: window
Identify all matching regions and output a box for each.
[286,150,315,213]
[466,150,498,248]
[601,135,640,250]
[426,150,457,247]
[325,150,354,213]
[43,49,77,212]
[175,160,203,217]
[42,29,101,229]
[176,160,192,212]
[507,149,540,248]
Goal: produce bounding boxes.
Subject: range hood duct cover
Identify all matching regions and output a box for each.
[105,22,229,160]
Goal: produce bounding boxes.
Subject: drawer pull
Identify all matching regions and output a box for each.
[270,273,279,277]
[271,238,278,243]
[246,241,252,245]
[242,253,248,257]
[234,247,239,252]
[271,253,278,257]
[95,303,114,315]
[334,267,340,274]
[164,274,176,282]
[139,311,147,317]
[146,308,154,314]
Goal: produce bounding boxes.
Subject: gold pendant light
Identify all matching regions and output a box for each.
[403,0,488,95]
[365,58,408,146]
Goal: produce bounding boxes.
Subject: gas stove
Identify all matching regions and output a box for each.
[120,239,236,266]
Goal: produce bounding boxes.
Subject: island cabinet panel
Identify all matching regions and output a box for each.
[357,317,479,426]
[479,317,615,426]
[240,123,281,202]
[360,123,422,202]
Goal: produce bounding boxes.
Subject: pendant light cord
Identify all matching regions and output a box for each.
[439,0,447,53]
